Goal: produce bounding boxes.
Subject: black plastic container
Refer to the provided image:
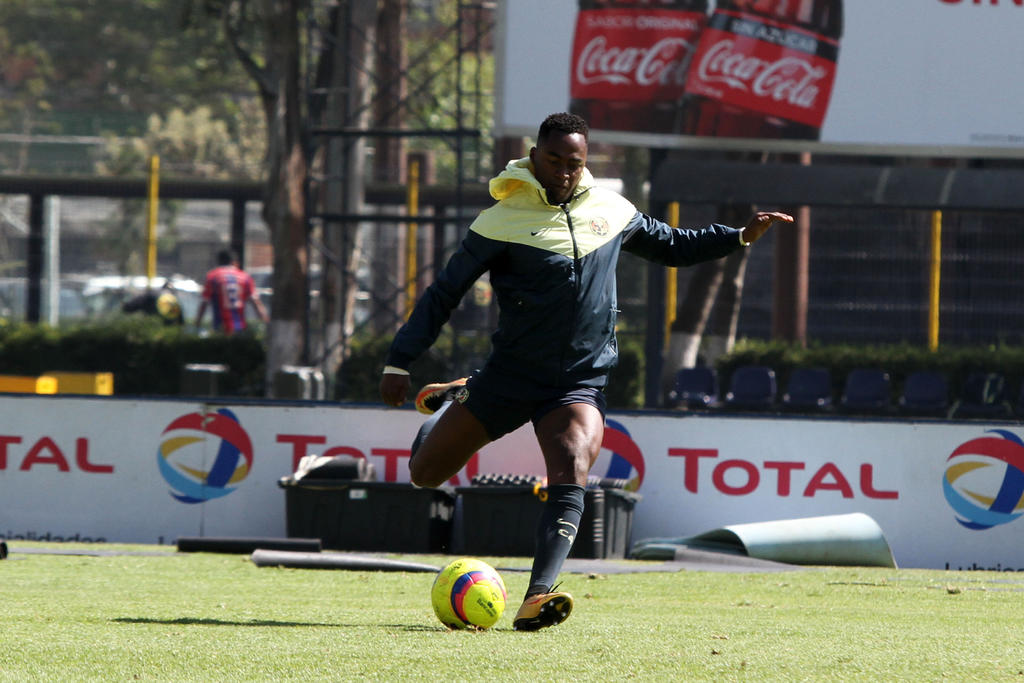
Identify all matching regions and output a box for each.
[279,479,455,553]
[455,485,640,559]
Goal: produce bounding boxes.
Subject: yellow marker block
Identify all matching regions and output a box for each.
[42,372,114,395]
[0,375,58,394]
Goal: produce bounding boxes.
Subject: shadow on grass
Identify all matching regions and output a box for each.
[115,617,457,631]
[113,616,344,628]
[384,624,513,633]
[385,624,450,632]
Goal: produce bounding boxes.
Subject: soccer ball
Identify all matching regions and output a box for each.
[431,558,507,630]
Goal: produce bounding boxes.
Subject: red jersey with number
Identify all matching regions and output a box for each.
[202,265,257,333]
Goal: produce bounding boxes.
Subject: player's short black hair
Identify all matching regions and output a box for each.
[538,112,589,143]
[216,248,236,266]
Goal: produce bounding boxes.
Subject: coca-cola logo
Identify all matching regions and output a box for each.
[569,8,707,102]
[575,35,696,88]
[696,39,826,110]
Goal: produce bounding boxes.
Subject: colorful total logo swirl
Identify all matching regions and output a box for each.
[943,429,1024,530]
[157,408,254,504]
[600,418,645,490]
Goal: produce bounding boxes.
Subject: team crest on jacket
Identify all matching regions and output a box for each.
[589,217,610,236]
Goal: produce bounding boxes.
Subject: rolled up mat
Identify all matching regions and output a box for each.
[631,512,897,568]
[251,549,440,573]
[177,536,322,554]
[690,512,897,568]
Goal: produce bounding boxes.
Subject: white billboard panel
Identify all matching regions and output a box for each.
[4,396,1024,571]
[496,0,1024,157]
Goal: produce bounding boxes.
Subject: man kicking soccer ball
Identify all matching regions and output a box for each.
[380,112,791,630]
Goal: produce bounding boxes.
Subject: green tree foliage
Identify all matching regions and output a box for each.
[98,105,265,180]
[403,1,495,182]
[92,104,267,274]
[0,0,273,273]
[0,0,254,128]
[0,25,55,170]
[0,0,263,176]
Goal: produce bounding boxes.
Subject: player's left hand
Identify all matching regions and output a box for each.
[380,372,411,408]
[741,211,794,244]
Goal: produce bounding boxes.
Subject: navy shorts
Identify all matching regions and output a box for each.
[456,367,607,440]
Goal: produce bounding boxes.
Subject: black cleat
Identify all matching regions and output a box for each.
[414,378,468,415]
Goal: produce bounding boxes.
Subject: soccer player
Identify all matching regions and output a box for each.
[195,249,268,334]
[380,112,792,630]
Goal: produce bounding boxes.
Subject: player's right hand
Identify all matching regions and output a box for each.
[379,373,411,407]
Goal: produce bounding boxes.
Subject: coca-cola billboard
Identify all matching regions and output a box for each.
[680,2,842,140]
[569,1,708,132]
[496,0,1024,156]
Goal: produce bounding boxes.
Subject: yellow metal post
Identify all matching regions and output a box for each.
[665,201,680,346]
[405,160,420,319]
[146,155,160,281]
[928,210,942,351]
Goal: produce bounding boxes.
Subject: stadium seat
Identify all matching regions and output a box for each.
[724,365,777,410]
[840,369,891,413]
[951,371,1013,419]
[667,366,718,410]
[899,371,949,417]
[781,367,833,411]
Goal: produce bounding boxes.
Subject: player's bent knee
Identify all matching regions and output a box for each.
[409,459,444,489]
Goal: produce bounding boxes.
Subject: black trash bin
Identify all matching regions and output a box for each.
[278,478,455,553]
[455,484,640,559]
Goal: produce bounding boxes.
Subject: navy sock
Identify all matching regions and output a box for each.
[525,483,585,598]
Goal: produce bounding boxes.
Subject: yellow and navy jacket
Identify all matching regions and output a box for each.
[386,157,743,389]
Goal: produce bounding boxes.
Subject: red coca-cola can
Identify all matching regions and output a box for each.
[680,0,843,140]
[570,0,709,133]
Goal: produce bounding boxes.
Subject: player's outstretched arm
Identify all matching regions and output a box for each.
[741,211,794,245]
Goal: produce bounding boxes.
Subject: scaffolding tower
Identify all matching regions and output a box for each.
[304,0,496,391]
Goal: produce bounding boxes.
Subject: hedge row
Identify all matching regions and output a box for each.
[0,319,647,407]
[4,318,1021,410]
[0,317,264,396]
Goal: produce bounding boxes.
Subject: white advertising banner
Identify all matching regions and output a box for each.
[2,395,1022,571]
[496,0,1024,157]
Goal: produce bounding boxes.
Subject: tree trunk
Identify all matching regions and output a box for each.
[703,203,754,365]
[315,0,377,386]
[374,0,405,185]
[661,258,725,401]
[703,246,751,365]
[661,203,754,401]
[772,202,810,346]
[258,0,307,395]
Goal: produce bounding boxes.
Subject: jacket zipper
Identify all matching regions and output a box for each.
[560,201,582,380]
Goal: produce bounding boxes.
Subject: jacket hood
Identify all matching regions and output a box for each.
[489,156,596,203]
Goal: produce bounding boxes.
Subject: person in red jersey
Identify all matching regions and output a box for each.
[195,249,268,333]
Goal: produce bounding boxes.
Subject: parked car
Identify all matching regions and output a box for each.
[0,274,204,324]
[0,277,90,322]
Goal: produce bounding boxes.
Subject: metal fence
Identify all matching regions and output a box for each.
[3,158,1024,392]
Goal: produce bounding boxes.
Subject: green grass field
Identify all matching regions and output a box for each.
[3,542,1024,681]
